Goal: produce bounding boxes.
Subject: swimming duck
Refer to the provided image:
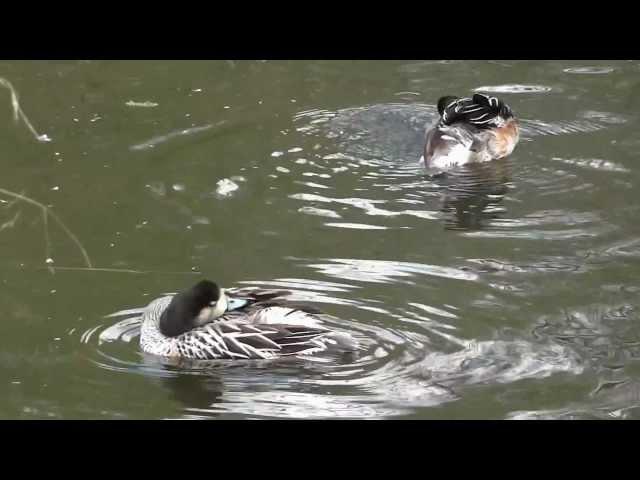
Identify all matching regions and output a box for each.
[139,280,359,360]
[422,93,519,170]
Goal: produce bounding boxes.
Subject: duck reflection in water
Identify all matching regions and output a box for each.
[434,159,513,231]
[140,350,360,418]
[139,353,227,416]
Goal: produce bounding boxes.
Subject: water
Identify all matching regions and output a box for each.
[1,60,639,419]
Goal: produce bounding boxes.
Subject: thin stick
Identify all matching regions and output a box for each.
[31,266,201,275]
[43,208,52,262]
[0,77,51,143]
[0,187,92,268]
[0,210,21,232]
[47,208,92,267]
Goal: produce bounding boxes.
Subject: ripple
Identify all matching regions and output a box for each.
[305,258,479,284]
[563,66,615,75]
[550,157,629,173]
[324,222,391,230]
[594,237,640,260]
[519,118,608,137]
[297,206,341,219]
[295,181,332,189]
[462,228,606,241]
[474,84,553,94]
[465,257,586,275]
[214,390,407,419]
[532,304,640,365]
[579,110,628,125]
[289,193,439,221]
[508,380,640,420]
[414,340,584,386]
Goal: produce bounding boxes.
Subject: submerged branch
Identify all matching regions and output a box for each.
[0,210,21,232]
[0,77,51,143]
[32,266,201,275]
[0,187,92,268]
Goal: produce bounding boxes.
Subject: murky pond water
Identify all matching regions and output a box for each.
[1,60,639,419]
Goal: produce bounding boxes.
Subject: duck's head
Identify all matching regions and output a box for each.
[158,280,228,337]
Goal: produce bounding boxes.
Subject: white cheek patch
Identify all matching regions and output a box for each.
[196,306,214,325]
[211,291,228,318]
[194,291,229,326]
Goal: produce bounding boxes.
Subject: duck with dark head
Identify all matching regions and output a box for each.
[139,279,360,360]
[423,93,519,171]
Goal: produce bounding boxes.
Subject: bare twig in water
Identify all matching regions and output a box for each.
[0,187,92,268]
[0,210,21,232]
[0,77,51,142]
[32,266,200,275]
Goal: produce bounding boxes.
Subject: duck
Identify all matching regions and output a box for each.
[422,93,519,170]
[139,280,360,360]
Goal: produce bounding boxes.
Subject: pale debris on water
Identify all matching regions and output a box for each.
[216,178,240,197]
[125,100,159,108]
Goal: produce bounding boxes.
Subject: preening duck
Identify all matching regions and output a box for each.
[423,93,519,170]
[139,280,359,360]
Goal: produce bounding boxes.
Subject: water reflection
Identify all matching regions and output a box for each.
[434,160,512,231]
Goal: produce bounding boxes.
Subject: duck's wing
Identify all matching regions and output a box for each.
[225,287,325,315]
[225,287,292,304]
[182,321,331,360]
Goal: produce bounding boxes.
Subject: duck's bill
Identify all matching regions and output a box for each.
[226,296,249,311]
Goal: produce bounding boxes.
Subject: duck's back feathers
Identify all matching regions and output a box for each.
[178,320,332,359]
[438,93,514,129]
